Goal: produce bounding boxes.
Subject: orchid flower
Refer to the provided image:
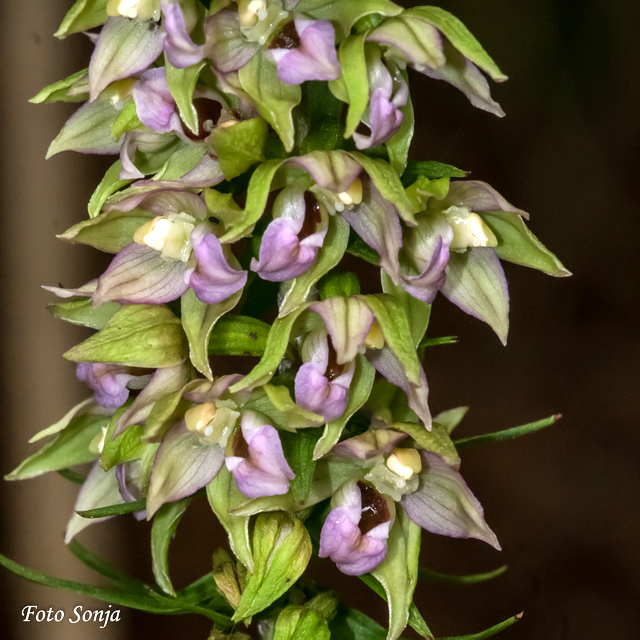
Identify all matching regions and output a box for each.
[76,362,149,409]
[92,190,247,307]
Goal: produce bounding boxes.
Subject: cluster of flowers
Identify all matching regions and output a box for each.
[9,0,569,636]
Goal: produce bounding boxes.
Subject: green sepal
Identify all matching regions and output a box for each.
[381,271,431,348]
[280,428,323,503]
[220,159,283,243]
[57,207,154,253]
[368,508,423,640]
[279,215,350,317]
[481,210,571,277]
[29,399,94,443]
[263,385,325,430]
[238,52,301,152]
[453,414,560,450]
[182,288,242,379]
[165,58,207,135]
[418,564,507,585]
[153,142,208,181]
[406,7,508,82]
[64,305,188,368]
[30,68,89,104]
[208,314,271,357]
[314,355,375,459]
[352,153,416,222]
[88,161,132,218]
[332,34,368,138]
[405,176,450,212]
[5,414,107,481]
[47,100,121,158]
[55,0,109,38]
[297,0,403,40]
[152,498,193,596]
[233,512,312,621]
[207,467,254,572]
[401,161,466,186]
[386,78,414,175]
[393,422,460,469]
[209,118,268,180]
[433,406,469,434]
[143,389,191,442]
[111,99,141,139]
[48,297,120,330]
[100,412,149,471]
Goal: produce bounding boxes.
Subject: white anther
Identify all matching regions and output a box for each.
[133,213,195,262]
[337,178,363,207]
[238,0,268,26]
[386,448,422,480]
[445,207,498,250]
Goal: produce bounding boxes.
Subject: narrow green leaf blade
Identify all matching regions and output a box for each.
[77,499,147,518]
[438,613,523,640]
[418,564,507,585]
[454,415,560,450]
[55,0,109,38]
[30,68,88,104]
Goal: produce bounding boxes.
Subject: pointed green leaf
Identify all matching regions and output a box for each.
[152,498,192,596]
[280,428,323,503]
[30,68,89,104]
[58,207,154,253]
[207,467,254,572]
[333,34,368,138]
[454,414,560,450]
[386,85,414,175]
[264,385,325,430]
[381,271,431,348]
[438,613,523,640]
[6,415,106,481]
[418,564,507,585]
[29,398,94,443]
[165,58,206,135]
[101,419,148,471]
[351,153,416,223]
[77,499,147,519]
[230,305,309,393]
[314,355,375,459]
[64,305,188,368]
[182,289,242,379]
[401,161,466,186]
[55,0,109,38]
[88,160,132,218]
[209,118,268,180]
[233,512,312,621]
[47,100,121,158]
[481,210,571,277]
[279,215,350,317]
[407,7,507,82]
[111,99,141,139]
[153,142,208,181]
[433,407,469,434]
[48,297,121,330]
[394,422,460,469]
[220,159,283,243]
[238,52,301,152]
[57,468,88,485]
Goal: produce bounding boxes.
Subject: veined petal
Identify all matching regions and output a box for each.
[309,297,375,365]
[94,242,190,306]
[89,17,164,101]
[294,362,352,423]
[76,362,135,409]
[162,0,206,68]
[400,451,500,549]
[332,429,407,461]
[288,151,363,194]
[401,234,452,304]
[225,411,294,498]
[119,132,145,180]
[341,181,403,284]
[442,180,528,218]
[147,421,225,516]
[189,231,247,304]
[208,10,260,73]
[132,68,182,134]
[273,20,341,85]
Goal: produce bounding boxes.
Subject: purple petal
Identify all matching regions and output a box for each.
[368,346,432,429]
[76,363,134,409]
[225,412,294,498]
[353,85,404,150]
[309,297,375,365]
[119,132,145,180]
[400,451,501,549]
[89,17,164,100]
[341,181,403,284]
[274,20,341,85]
[147,421,225,517]
[132,68,182,134]
[332,429,407,461]
[294,362,351,422]
[288,151,363,194]
[93,242,190,306]
[401,235,451,303]
[207,10,259,73]
[180,154,225,187]
[443,180,528,218]
[182,373,244,404]
[162,1,206,68]
[189,231,247,304]
[115,461,147,520]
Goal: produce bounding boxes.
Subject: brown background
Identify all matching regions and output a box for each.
[1,0,639,638]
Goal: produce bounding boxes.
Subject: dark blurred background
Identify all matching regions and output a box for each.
[1,0,639,638]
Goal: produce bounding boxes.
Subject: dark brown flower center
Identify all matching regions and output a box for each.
[298,191,322,240]
[324,335,344,381]
[268,21,300,50]
[232,428,250,458]
[181,98,224,141]
[358,481,390,535]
